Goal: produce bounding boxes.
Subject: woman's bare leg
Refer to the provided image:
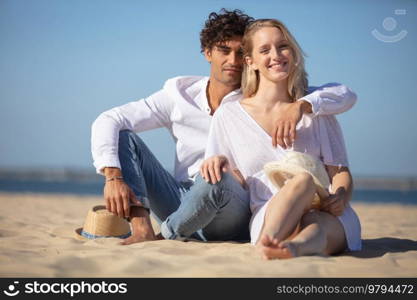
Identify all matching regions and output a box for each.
[256,172,316,247]
[259,210,347,259]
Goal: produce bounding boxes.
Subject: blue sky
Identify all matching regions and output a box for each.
[1,0,416,177]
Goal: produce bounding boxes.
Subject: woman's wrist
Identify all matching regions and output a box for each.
[334,187,349,206]
[298,99,313,114]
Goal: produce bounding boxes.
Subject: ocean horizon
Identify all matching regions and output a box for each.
[0,178,416,205]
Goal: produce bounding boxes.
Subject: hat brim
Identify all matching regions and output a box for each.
[264,163,329,199]
[74,227,88,241]
[74,227,132,240]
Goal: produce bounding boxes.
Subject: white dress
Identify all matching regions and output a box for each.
[205,101,362,251]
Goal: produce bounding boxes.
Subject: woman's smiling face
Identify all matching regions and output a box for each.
[246,26,293,84]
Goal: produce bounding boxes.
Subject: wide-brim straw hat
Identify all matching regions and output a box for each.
[263,151,330,208]
[75,205,131,240]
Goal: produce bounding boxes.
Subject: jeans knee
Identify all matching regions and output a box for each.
[119,130,136,146]
[194,174,220,193]
[193,173,237,207]
[217,172,235,187]
[118,130,147,157]
[196,172,234,190]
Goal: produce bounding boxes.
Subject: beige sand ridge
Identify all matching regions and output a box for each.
[0,193,416,277]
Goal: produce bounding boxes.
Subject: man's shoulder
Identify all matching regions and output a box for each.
[163,76,208,97]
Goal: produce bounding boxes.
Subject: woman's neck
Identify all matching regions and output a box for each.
[251,78,292,111]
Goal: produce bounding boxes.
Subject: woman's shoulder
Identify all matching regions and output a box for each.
[213,100,241,118]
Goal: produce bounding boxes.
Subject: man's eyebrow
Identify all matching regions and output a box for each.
[216,45,231,51]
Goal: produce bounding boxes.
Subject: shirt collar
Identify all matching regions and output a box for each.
[222,88,242,104]
[203,78,243,106]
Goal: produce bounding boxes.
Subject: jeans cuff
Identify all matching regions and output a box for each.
[160,220,175,240]
[131,196,150,210]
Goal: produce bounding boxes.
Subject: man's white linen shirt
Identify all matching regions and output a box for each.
[91,76,357,182]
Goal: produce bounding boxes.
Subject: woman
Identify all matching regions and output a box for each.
[201,19,361,259]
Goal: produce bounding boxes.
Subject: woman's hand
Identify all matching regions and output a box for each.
[320,187,347,217]
[272,100,312,149]
[322,166,352,217]
[200,155,230,184]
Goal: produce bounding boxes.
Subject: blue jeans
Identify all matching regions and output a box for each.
[118,130,251,242]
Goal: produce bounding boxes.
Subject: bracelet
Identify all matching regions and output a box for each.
[105,176,124,182]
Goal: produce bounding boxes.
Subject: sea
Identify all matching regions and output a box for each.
[0,179,416,205]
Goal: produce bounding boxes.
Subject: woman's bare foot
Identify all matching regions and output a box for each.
[256,235,297,260]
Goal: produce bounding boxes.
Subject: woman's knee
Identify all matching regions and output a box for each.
[293,172,314,185]
[289,172,315,193]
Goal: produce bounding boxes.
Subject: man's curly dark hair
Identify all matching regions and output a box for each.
[200,9,254,53]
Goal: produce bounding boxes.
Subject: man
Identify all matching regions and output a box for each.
[91,9,357,245]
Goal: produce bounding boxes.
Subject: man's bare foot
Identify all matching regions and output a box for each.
[120,233,156,245]
[119,206,157,245]
[256,235,297,260]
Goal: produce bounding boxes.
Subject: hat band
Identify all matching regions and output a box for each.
[81,230,131,239]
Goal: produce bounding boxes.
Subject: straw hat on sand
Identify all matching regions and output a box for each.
[263,151,330,209]
[75,205,131,240]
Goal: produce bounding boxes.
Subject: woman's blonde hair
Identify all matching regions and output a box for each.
[241,19,308,100]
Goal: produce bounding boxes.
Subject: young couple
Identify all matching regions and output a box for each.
[91,9,361,259]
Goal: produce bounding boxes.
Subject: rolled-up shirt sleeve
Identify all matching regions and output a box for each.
[301,83,357,117]
[91,88,173,175]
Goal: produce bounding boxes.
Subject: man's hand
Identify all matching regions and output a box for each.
[272,100,312,149]
[200,155,229,184]
[103,167,142,218]
[320,188,347,217]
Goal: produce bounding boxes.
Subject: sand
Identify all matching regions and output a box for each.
[0,192,416,277]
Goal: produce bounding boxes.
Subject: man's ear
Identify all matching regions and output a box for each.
[245,56,257,70]
[204,48,212,63]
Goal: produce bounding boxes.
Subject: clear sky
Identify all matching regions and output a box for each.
[1,0,416,177]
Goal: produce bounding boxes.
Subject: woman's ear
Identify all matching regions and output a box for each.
[245,56,257,71]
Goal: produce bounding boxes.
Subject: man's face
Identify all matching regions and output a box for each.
[204,36,243,88]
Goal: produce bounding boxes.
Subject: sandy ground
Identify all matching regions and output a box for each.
[0,192,416,277]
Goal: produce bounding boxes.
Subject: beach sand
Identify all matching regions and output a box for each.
[0,192,416,277]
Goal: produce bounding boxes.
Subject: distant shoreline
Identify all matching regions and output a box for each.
[1,168,417,191]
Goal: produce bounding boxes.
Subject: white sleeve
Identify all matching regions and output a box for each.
[316,115,349,167]
[91,88,174,175]
[204,109,238,170]
[301,83,357,117]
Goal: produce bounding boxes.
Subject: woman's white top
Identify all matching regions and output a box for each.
[205,100,362,250]
[205,100,349,214]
